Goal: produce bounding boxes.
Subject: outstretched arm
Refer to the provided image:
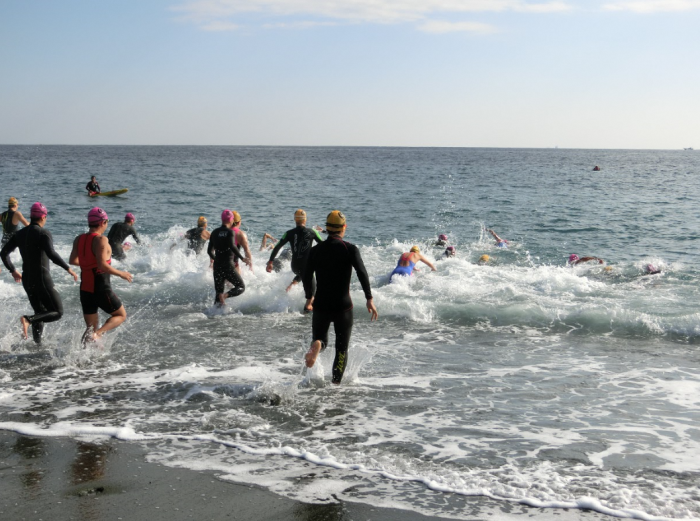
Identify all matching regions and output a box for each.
[418,253,437,271]
[95,236,132,282]
[14,211,29,227]
[260,233,276,251]
[488,229,506,243]
[267,233,290,272]
[573,256,604,265]
[42,231,78,281]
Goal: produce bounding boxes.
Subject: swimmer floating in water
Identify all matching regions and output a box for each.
[568,254,604,266]
[390,246,436,281]
[434,234,448,246]
[442,246,456,258]
[478,254,490,265]
[488,229,509,248]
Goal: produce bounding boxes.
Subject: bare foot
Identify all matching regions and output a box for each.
[305,340,323,368]
[20,317,30,340]
[81,327,97,347]
[217,293,226,306]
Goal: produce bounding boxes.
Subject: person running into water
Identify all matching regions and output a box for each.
[69,207,133,344]
[303,211,378,384]
[568,254,604,266]
[107,213,141,261]
[207,210,252,306]
[390,246,436,282]
[488,229,509,248]
[1,202,78,343]
[184,216,211,255]
[267,209,323,293]
[1,197,29,248]
[230,211,253,274]
[86,176,101,195]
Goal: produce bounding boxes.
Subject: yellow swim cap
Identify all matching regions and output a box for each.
[325,210,346,231]
[479,254,490,263]
[232,211,241,224]
[294,209,306,222]
[410,246,420,253]
[197,216,207,226]
[604,266,613,272]
[8,197,18,207]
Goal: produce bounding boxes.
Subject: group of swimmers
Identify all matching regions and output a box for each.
[1,193,379,384]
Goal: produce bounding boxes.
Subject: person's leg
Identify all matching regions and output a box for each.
[223,267,245,299]
[306,311,331,368]
[94,306,126,337]
[81,313,100,344]
[331,309,354,384]
[213,265,226,305]
[22,279,63,343]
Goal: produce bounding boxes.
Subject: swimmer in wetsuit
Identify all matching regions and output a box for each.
[184,216,211,255]
[1,197,29,249]
[389,246,437,282]
[107,213,141,261]
[303,211,378,384]
[488,229,509,248]
[69,207,133,344]
[266,209,323,293]
[207,209,252,306]
[1,202,78,343]
[86,176,101,195]
[568,254,604,266]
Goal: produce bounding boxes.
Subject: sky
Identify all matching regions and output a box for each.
[0,0,698,148]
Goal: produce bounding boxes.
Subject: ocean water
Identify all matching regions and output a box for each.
[1,145,699,520]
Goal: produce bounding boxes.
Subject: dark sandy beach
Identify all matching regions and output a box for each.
[0,431,613,521]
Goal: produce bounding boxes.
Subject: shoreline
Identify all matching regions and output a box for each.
[0,431,612,521]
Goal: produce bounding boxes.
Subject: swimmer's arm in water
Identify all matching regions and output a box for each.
[488,229,508,244]
[267,232,290,272]
[418,253,437,271]
[94,236,133,282]
[260,233,276,251]
[573,257,604,265]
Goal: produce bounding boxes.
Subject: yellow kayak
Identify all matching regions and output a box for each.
[89,188,128,197]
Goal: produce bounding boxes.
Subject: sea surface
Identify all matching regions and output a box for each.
[1,145,699,520]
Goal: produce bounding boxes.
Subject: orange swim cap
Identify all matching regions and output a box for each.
[294,209,306,223]
[325,210,346,231]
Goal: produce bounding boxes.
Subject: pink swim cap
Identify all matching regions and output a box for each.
[125,212,135,222]
[221,209,234,223]
[446,246,455,252]
[30,202,47,218]
[88,207,109,225]
[439,234,448,241]
[569,254,579,263]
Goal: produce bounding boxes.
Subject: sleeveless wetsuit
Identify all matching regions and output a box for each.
[0,223,71,343]
[1,209,19,247]
[303,235,373,384]
[184,226,207,254]
[269,225,323,292]
[107,222,141,260]
[77,233,123,315]
[390,253,416,281]
[207,226,246,304]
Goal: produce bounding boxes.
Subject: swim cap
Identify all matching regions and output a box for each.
[479,254,490,263]
[198,216,207,226]
[8,197,18,207]
[446,246,455,252]
[445,246,456,256]
[439,234,447,241]
[645,264,658,273]
[294,209,306,223]
[325,210,346,231]
[30,202,47,218]
[232,211,241,224]
[568,254,579,263]
[88,207,108,225]
[125,212,135,222]
[410,246,420,253]
[221,210,234,223]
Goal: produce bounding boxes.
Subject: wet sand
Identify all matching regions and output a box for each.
[0,431,610,521]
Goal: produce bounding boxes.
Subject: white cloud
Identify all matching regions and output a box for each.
[418,20,497,33]
[200,20,240,31]
[172,0,574,31]
[602,0,700,11]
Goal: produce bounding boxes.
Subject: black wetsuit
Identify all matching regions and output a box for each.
[86,181,100,193]
[269,226,322,292]
[0,223,72,343]
[302,235,373,384]
[185,226,207,254]
[1,209,19,247]
[207,226,246,304]
[107,222,140,260]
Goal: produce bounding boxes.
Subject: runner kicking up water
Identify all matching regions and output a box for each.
[302,210,378,384]
[0,202,78,343]
[207,209,252,307]
[69,207,133,344]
